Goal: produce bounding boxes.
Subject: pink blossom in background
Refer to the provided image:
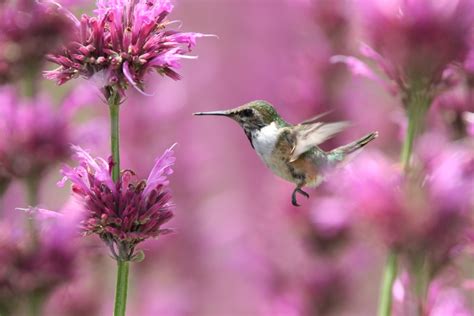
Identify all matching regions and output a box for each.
[283,0,353,120]
[0,210,79,315]
[291,195,353,254]
[45,0,208,97]
[431,82,474,138]
[0,0,74,84]
[0,87,85,182]
[334,0,474,99]
[333,143,474,275]
[464,111,474,136]
[393,272,472,316]
[361,0,474,86]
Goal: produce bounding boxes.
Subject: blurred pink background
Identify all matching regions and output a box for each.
[1,0,473,315]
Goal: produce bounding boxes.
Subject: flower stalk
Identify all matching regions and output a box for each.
[109,91,121,182]
[412,255,431,316]
[27,291,45,316]
[377,250,397,316]
[21,70,39,99]
[107,91,130,316]
[114,260,130,316]
[24,175,40,244]
[400,87,431,171]
[378,84,432,316]
[25,174,40,206]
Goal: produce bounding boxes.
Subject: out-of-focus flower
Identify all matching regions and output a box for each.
[44,0,208,97]
[58,144,175,261]
[293,196,353,254]
[297,0,349,42]
[334,143,474,276]
[434,84,474,113]
[333,0,474,97]
[304,266,349,316]
[0,86,91,183]
[464,111,474,136]
[0,166,10,197]
[0,0,74,84]
[283,0,352,118]
[0,211,79,314]
[393,272,472,316]
[431,83,474,138]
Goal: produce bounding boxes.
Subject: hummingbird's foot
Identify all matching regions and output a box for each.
[291,188,310,207]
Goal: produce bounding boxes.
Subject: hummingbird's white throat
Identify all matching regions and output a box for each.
[251,122,280,163]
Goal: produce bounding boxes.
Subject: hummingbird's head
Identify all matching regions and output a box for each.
[194,100,279,132]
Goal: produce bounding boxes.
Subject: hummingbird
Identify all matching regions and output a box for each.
[194,100,378,206]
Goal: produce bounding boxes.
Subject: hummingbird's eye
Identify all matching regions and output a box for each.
[241,109,253,117]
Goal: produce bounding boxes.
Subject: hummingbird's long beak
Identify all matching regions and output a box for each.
[193,110,231,117]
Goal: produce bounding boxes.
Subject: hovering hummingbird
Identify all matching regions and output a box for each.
[194,100,378,206]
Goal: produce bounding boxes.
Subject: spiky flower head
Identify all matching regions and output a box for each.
[58,144,175,261]
[44,0,208,98]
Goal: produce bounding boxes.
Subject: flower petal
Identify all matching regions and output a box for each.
[122,61,154,96]
[330,55,397,95]
[144,143,176,197]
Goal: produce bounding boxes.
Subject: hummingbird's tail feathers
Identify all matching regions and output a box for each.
[328,131,378,166]
[342,131,379,155]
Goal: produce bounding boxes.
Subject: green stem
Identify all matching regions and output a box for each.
[108,91,129,316]
[114,260,130,316]
[24,175,40,245]
[377,250,398,316]
[377,87,431,316]
[400,90,431,171]
[27,292,44,316]
[413,257,430,316]
[108,93,121,182]
[21,69,39,99]
[25,175,40,206]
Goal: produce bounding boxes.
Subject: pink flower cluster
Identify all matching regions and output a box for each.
[58,145,175,260]
[0,0,74,83]
[44,0,206,97]
[332,141,474,273]
[0,88,71,180]
[333,0,474,96]
[0,212,78,314]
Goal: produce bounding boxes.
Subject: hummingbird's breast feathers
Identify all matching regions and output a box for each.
[251,124,326,186]
[251,122,281,162]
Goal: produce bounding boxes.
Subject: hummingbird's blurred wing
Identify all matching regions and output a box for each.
[289,121,349,162]
[299,110,334,125]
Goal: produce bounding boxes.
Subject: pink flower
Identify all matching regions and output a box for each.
[0,0,74,83]
[393,272,472,316]
[44,0,208,97]
[333,0,474,95]
[58,144,175,261]
[0,212,79,314]
[335,144,473,274]
[0,86,90,181]
[294,196,353,253]
[303,266,350,315]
